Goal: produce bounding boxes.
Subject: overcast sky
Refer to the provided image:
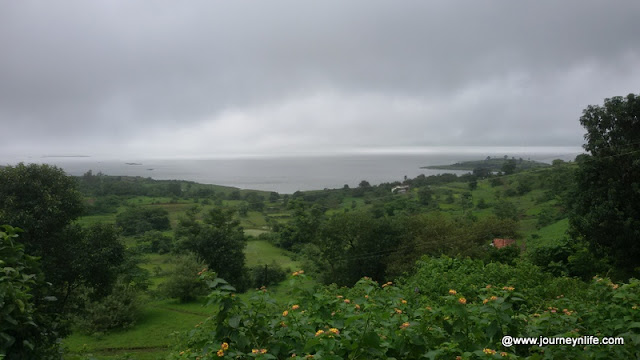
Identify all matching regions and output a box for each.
[1,1,639,158]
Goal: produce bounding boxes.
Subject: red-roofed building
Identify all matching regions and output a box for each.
[492,238,516,249]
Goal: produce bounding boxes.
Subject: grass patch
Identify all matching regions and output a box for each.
[63,298,210,358]
[245,240,300,270]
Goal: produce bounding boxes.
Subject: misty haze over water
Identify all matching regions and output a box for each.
[2,147,581,193]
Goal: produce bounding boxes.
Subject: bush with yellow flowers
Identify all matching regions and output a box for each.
[167,258,640,359]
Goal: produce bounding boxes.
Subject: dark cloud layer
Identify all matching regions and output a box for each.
[1,1,639,157]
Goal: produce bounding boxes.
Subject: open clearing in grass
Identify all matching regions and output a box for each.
[245,239,301,270]
[63,298,211,359]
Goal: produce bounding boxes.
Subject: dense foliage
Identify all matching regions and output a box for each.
[169,257,640,359]
[160,253,208,302]
[0,226,61,359]
[176,209,250,291]
[115,206,171,236]
[569,93,640,279]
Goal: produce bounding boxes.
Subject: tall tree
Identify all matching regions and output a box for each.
[0,163,83,255]
[0,164,126,309]
[177,208,249,290]
[569,93,640,278]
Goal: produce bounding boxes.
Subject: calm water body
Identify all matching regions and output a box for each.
[2,149,581,194]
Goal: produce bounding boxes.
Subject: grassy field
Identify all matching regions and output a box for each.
[63,226,298,360]
[64,298,212,360]
[245,239,301,270]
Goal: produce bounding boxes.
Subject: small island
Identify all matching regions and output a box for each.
[422,156,550,171]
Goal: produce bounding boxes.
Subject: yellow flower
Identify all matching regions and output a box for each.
[221,342,229,350]
[282,310,289,317]
[483,348,496,355]
[329,328,340,335]
[400,322,410,329]
[458,297,467,305]
[486,284,492,289]
[355,304,361,310]
[490,296,498,301]
[336,295,343,299]
[395,308,402,314]
[344,299,351,304]
[260,349,267,354]
[401,299,407,304]
[217,349,224,357]
[449,289,457,295]
[252,349,260,354]
[483,298,489,304]
[292,304,300,310]
[501,352,508,357]
[315,329,325,336]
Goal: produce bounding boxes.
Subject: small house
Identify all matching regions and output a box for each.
[491,238,516,249]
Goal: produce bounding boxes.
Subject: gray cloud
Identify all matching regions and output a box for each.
[1,0,639,157]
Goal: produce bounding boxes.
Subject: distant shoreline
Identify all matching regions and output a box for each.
[421,158,551,171]
[41,155,91,158]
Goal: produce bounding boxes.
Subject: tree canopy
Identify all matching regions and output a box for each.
[176,208,249,291]
[569,93,640,279]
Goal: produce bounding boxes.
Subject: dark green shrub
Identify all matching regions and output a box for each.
[74,281,140,335]
[160,253,208,302]
[115,206,170,236]
[250,261,288,288]
[0,225,62,359]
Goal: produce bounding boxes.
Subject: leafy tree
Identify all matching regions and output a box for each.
[472,167,492,179]
[476,198,489,209]
[0,164,126,311]
[516,179,532,195]
[569,93,640,278]
[243,192,265,212]
[314,211,398,286]
[136,230,173,254]
[177,209,249,291]
[0,226,61,359]
[275,201,324,250]
[228,190,241,200]
[237,202,249,217]
[501,159,517,175]
[166,181,182,197]
[468,180,478,191]
[160,253,208,302]
[493,200,519,221]
[459,192,473,212]
[115,206,170,236]
[417,186,434,206]
[0,163,83,255]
